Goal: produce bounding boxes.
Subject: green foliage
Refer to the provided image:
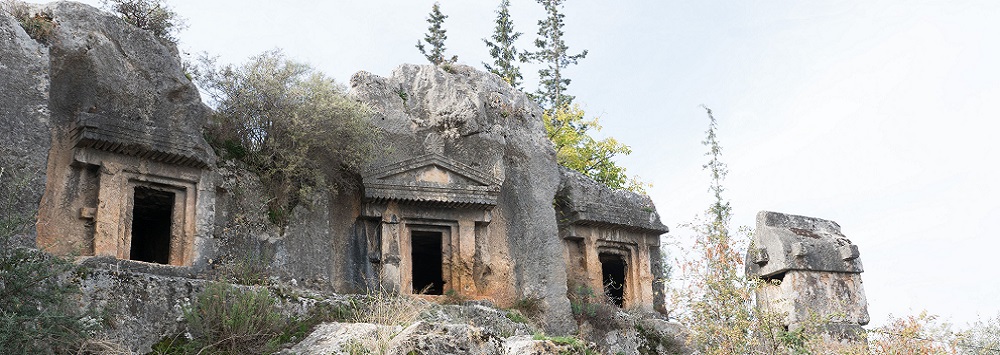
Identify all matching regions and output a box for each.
[416,2,456,65]
[2,1,56,44]
[196,50,380,227]
[669,106,777,354]
[505,310,527,324]
[511,297,543,321]
[180,282,284,354]
[566,282,620,334]
[0,247,89,354]
[102,0,184,43]
[483,0,523,89]
[524,0,588,110]
[544,105,647,193]
[0,166,91,354]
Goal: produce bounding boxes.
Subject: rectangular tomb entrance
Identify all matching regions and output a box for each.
[600,252,627,307]
[411,230,444,295]
[361,153,501,298]
[129,186,175,264]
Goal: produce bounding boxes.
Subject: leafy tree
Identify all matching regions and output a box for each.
[196,50,380,226]
[483,0,523,89]
[676,105,759,354]
[545,105,647,193]
[525,0,587,111]
[102,0,185,43]
[416,2,456,65]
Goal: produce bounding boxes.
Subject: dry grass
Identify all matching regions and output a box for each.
[76,339,131,355]
[347,288,431,354]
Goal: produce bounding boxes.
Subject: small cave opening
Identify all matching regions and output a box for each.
[600,252,627,307]
[411,230,444,295]
[130,186,174,264]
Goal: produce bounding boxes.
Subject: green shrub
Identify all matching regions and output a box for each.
[101,0,184,43]
[196,50,381,227]
[182,282,284,354]
[0,167,89,354]
[566,283,619,333]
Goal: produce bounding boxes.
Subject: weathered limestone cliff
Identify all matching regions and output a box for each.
[0,1,51,248]
[0,1,733,353]
[349,64,575,333]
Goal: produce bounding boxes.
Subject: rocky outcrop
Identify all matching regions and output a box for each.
[350,64,575,334]
[0,1,220,268]
[286,322,597,355]
[43,1,213,166]
[0,3,52,247]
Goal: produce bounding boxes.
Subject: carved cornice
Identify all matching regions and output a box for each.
[362,154,501,207]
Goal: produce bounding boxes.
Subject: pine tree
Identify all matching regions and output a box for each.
[416,2,455,65]
[525,0,588,111]
[483,0,523,89]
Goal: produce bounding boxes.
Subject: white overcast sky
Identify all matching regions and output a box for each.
[71,0,1000,326]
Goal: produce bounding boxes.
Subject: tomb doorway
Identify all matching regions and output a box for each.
[129,186,174,264]
[411,230,444,295]
[600,253,627,307]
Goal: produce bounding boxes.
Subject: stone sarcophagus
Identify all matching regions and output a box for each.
[747,211,869,338]
[556,168,668,311]
[360,153,501,297]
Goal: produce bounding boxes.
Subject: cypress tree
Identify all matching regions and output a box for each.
[525,0,588,111]
[483,0,523,89]
[416,2,455,65]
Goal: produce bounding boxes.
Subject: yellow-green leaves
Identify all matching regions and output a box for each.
[543,105,647,193]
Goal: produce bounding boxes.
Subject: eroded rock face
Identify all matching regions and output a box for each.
[350,64,574,334]
[1,1,220,268]
[0,4,51,247]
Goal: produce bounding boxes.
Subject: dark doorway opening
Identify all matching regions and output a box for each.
[130,186,174,264]
[600,253,627,307]
[411,230,444,295]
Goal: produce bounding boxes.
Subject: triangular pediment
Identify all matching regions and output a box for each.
[362,154,500,207]
[364,154,498,187]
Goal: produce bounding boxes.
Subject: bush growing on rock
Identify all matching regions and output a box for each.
[196,50,381,226]
[171,283,285,354]
[102,0,183,43]
[1,0,56,44]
